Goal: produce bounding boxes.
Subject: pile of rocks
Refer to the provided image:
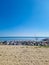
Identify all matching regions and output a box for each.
[0,38,49,46]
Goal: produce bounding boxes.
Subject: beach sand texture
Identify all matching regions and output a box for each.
[0,45,49,65]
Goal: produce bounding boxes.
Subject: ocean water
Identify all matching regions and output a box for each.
[0,37,48,41]
[0,37,35,41]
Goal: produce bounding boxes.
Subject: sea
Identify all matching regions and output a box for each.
[0,37,49,41]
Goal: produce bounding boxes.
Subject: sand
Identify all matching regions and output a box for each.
[0,45,49,65]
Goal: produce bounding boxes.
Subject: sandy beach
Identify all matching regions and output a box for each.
[0,45,49,65]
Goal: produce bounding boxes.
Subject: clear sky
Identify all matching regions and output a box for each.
[0,0,49,37]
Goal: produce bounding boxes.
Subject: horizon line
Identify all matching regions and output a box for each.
[0,36,49,38]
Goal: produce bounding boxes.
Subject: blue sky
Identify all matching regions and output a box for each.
[0,0,49,36]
